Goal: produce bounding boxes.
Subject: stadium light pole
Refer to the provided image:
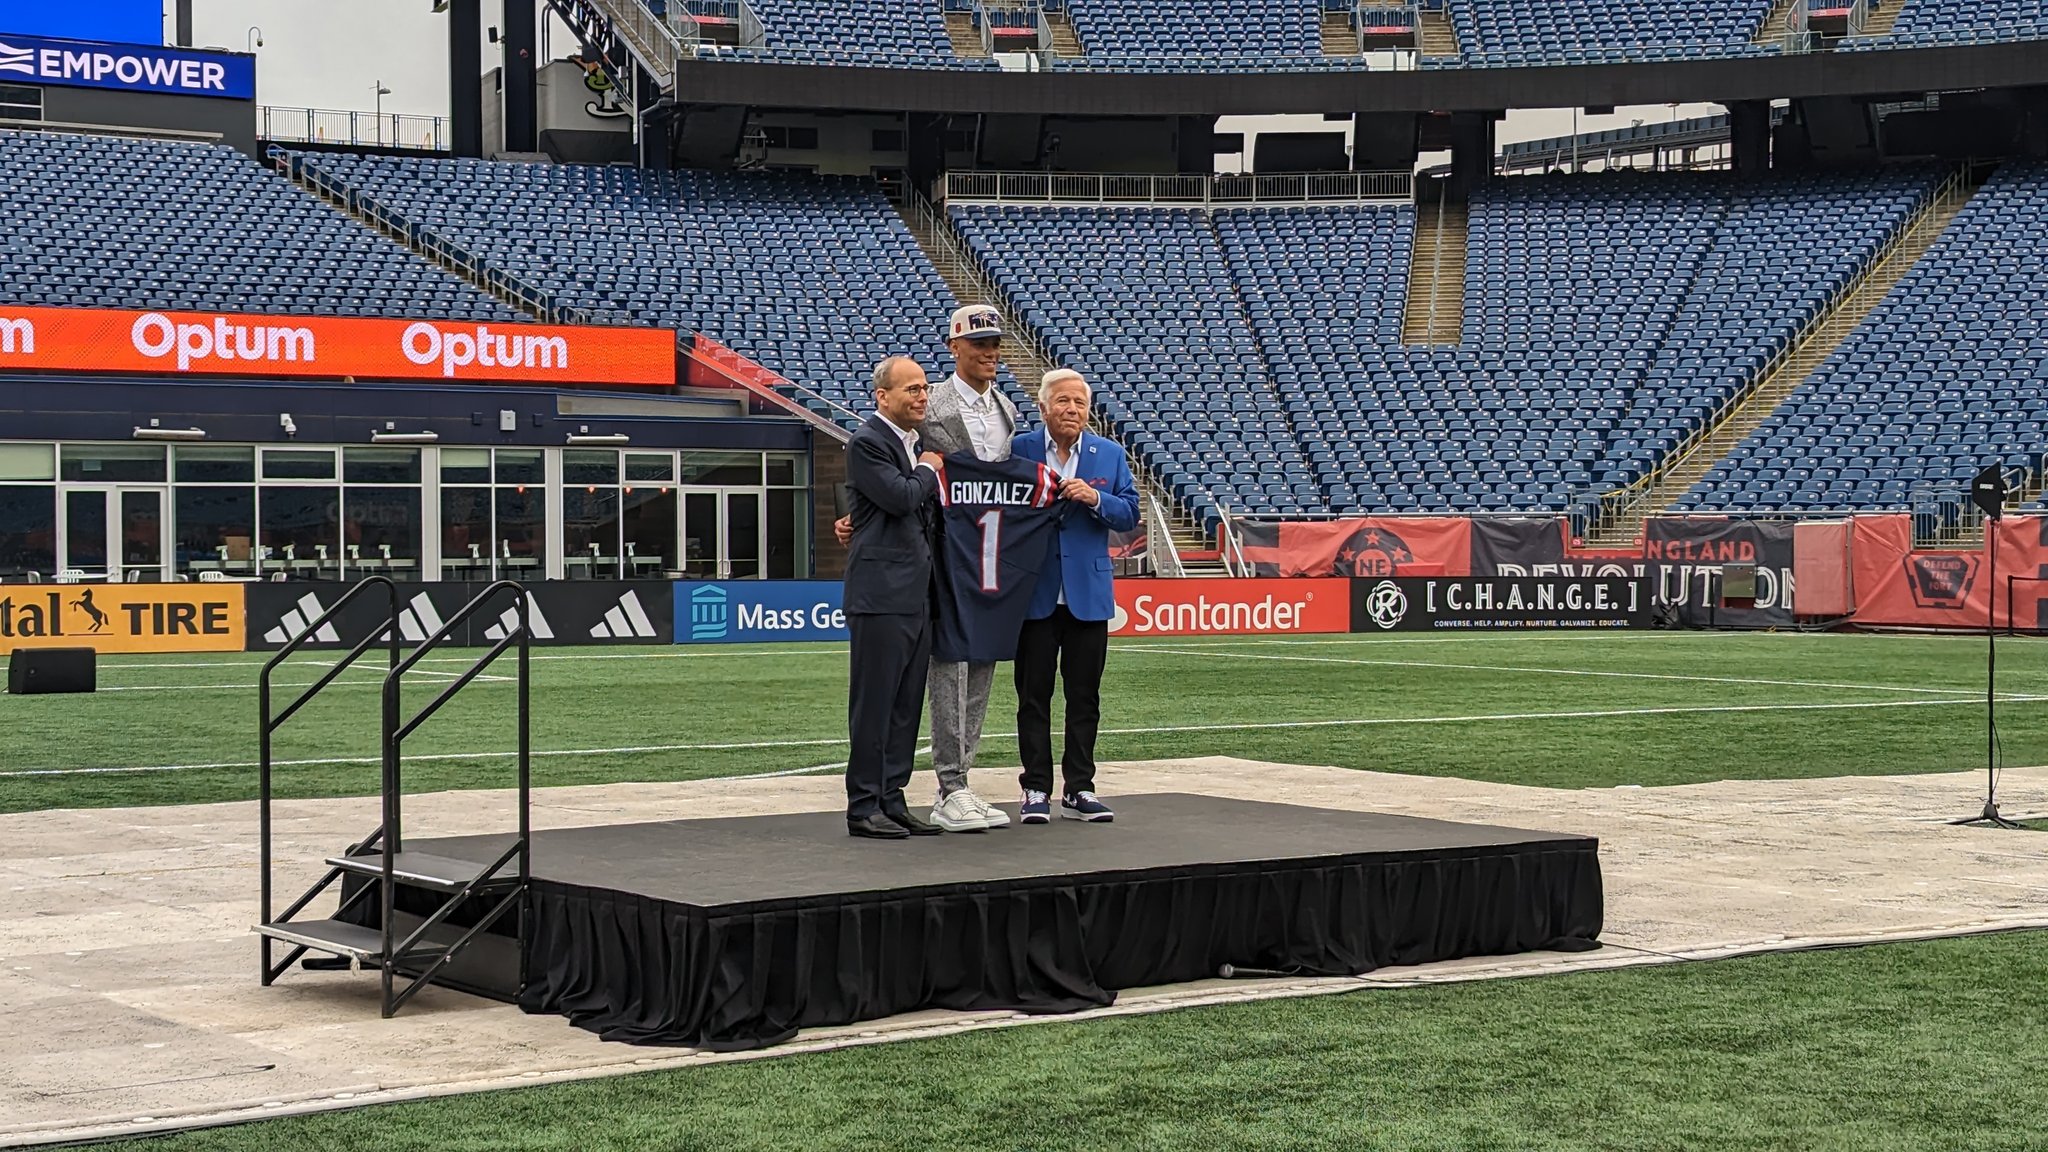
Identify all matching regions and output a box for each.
[373,81,393,145]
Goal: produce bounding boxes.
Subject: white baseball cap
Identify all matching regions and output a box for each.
[948,305,1003,342]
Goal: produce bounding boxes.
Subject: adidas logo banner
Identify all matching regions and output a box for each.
[246,582,673,650]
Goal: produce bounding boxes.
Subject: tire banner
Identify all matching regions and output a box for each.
[1644,517,1796,628]
[246,581,674,650]
[1846,514,2048,630]
[1235,518,1470,577]
[0,583,245,654]
[1351,575,1650,632]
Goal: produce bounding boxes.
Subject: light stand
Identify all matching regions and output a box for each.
[1954,464,2024,829]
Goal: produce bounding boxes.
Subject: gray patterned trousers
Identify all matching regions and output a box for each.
[927,658,996,798]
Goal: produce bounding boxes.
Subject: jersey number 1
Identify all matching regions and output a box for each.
[975,509,1001,592]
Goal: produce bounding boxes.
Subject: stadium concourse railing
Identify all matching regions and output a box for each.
[260,106,448,153]
[1586,166,1967,544]
[279,151,602,326]
[942,170,1412,206]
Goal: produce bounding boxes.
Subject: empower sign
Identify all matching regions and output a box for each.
[0,33,253,99]
[0,305,677,386]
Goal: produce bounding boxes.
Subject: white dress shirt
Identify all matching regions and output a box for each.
[1046,429,1083,605]
[951,374,1008,462]
[881,414,933,472]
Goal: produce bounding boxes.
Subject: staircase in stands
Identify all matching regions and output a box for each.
[1401,191,1467,345]
[1858,0,1903,36]
[1416,3,1460,57]
[1045,7,1085,56]
[895,189,1225,575]
[1753,0,1800,42]
[1586,167,1981,547]
[946,12,988,56]
[1321,10,1361,55]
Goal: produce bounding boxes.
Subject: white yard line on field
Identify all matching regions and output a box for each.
[4,695,2030,779]
[1126,644,2020,699]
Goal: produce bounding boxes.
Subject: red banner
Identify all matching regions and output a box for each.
[1237,517,1470,578]
[0,304,677,385]
[1847,515,2048,629]
[1109,578,1351,637]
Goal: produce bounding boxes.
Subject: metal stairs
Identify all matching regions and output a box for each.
[255,576,533,1017]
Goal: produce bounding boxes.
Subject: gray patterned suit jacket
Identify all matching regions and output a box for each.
[920,373,1020,462]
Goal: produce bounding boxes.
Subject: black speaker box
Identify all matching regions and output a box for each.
[7,647,97,695]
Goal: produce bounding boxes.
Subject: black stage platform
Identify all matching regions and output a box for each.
[411,793,1603,1049]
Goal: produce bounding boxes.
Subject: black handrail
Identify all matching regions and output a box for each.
[376,579,532,1012]
[258,576,400,986]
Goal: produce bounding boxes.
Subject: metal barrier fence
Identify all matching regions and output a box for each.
[943,169,1413,206]
[260,106,447,152]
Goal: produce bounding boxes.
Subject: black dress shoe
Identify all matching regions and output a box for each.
[884,808,943,836]
[848,812,910,839]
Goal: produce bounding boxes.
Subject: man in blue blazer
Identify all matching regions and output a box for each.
[1009,368,1140,824]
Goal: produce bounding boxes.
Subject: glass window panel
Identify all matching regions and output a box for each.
[765,452,808,487]
[625,452,675,483]
[679,450,762,486]
[495,449,544,485]
[61,444,166,483]
[495,486,546,581]
[725,491,761,579]
[63,489,107,571]
[621,486,676,576]
[0,443,56,481]
[261,448,337,481]
[344,487,423,580]
[562,485,621,579]
[344,447,422,485]
[681,491,719,579]
[766,488,807,579]
[258,485,341,576]
[174,445,255,484]
[440,487,493,579]
[0,485,55,577]
[563,449,619,486]
[174,486,255,577]
[440,447,492,484]
[118,490,163,573]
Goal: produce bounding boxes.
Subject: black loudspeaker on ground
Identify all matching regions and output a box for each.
[7,647,97,695]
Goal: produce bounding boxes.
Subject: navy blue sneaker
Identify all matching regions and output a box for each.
[1019,789,1052,824]
[1061,791,1114,822]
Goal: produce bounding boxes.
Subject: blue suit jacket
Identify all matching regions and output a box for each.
[1011,429,1140,622]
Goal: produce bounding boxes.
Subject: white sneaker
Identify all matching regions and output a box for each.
[962,788,1009,829]
[931,788,990,832]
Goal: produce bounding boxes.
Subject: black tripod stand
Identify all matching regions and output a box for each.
[1953,465,2025,829]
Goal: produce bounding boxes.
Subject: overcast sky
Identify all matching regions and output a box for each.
[174,1,1722,146]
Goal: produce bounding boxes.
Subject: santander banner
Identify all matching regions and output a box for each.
[0,304,676,386]
[1108,578,1351,637]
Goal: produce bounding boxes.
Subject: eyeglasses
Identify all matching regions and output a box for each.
[895,384,933,396]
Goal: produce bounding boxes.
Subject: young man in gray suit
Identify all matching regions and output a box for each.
[835,304,1020,833]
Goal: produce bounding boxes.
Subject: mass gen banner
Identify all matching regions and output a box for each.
[1236,517,1470,577]
[1644,517,1796,628]
[0,305,677,385]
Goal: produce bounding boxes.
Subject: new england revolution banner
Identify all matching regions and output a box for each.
[1644,517,1796,628]
[1351,576,1649,632]
[1236,517,1470,578]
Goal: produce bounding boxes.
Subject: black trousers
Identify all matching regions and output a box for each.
[1014,603,1109,797]
[846,611,931,819]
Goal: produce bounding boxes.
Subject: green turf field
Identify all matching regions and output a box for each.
[6,631,2048,813]
[115,930,2048,1152]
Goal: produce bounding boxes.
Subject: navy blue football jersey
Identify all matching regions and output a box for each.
[932,453,1064,663]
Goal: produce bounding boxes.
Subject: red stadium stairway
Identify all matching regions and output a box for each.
[1586,165,1984,546]
[1402,185,1467,345]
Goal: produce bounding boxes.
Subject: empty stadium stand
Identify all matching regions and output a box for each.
[730,0,994,66]
[1849,0,2048,47]
[1683,160,2048,512]
[0,133,519,322]
[1061,0,1324,68]
[1439,0,1780,65]
[295,154,1027,424]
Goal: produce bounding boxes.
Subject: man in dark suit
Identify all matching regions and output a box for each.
[843,356,947,840]
[1010,368,1140,824]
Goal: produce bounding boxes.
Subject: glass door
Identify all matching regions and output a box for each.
[60,487,168,581]
[679,487,768,579]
